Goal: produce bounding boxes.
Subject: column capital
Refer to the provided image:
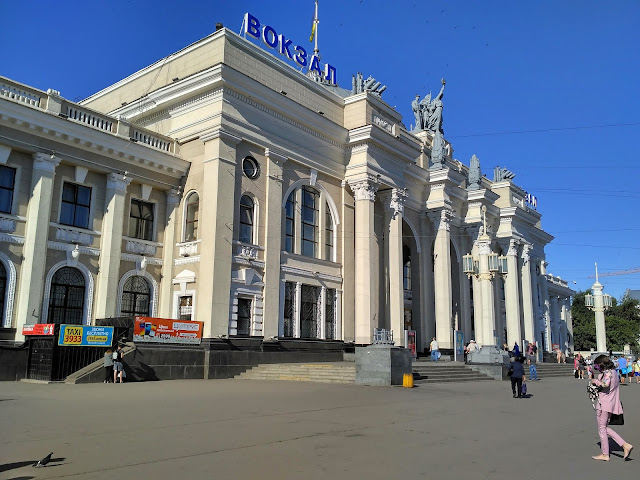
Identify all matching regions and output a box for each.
[498,238,520,256]
[167,188,182,205]
[347,175,380,202]
[107,172,132,192]
[379,188,408,219]
[32,152,61,173]
[265,148,288,166]
[427,208,454,232]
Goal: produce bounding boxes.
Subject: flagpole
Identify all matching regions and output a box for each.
[314,0,319,57]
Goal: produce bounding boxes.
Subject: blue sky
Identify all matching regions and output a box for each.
[2,0,639,298]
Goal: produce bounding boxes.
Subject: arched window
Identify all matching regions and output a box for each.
[121,276,151,316]
[284,191,295,253]
[239,195,254,244]
[0,262,6,325]
[301,186,319,257]
[325,203,334,261]
[184,192,199,241]
[403,245,412,291]
[48,267,85,324]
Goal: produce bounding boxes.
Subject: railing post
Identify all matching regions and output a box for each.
[45,89,63,115]
[116,116,131,139]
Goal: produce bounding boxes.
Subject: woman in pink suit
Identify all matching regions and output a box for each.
[591,355,633,461]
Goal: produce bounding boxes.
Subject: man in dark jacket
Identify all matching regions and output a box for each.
[510,356,526,398]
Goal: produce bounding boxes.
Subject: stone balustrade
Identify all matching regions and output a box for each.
[0,80,41,107]
[0,75,178,155]
[65,102,114,133]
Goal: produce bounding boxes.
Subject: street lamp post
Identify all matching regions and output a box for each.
[462,206,508,349]
[585,263,612,353]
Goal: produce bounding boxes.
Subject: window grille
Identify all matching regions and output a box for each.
[236,298,252,336]
[48,267,85,324]
[121,276,150,316]
[300,284,320,338]
[325,288,336,340]
[283,282,295,337]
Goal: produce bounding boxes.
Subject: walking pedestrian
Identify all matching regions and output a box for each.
[634,358,640,384]
[509,356,526,398]
[618,356,628,385]
[430,337,439,362]
[513,342,520,358]
[527,351,538,381]
[103,349,113,383]
[113,344,125,384]
[590,354,633,461]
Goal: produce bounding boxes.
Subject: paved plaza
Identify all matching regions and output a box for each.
[1,375,638,479]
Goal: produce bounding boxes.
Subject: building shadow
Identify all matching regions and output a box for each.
[0,457,66,473]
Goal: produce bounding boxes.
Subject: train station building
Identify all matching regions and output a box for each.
[0,19,575,365]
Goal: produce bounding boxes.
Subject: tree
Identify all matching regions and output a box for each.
[571,290,640,351]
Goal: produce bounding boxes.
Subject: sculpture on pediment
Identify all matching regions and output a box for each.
[493,166,516,182]
[430,130,445,170]
[411,79,445,134]
[468,154,481,190]
[351,72,387,97]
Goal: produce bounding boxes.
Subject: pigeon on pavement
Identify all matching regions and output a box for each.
[33,452,53,467]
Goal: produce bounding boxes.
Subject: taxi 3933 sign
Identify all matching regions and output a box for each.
[58,325,114,347]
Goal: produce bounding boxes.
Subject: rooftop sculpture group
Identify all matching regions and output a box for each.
[412,78,446,134]
[351,72,387,97]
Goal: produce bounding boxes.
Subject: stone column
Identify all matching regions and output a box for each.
[501,238,522,347]
[559,298,568,354]
[15,153,60,336]
[539,261,552,352]
[380,188,407,346]
[476,234,496,347]
[340,181,355,342]
[520,243,536,346]
[565,297,574,353]
[419,214,435,350]
[348,176,378,344]
[592,279,607,352]
[428,208,454,349]
[94,173,132,319]
[198,130,240,338]
[158,188,181,318]
[336,289,343,340]
[262,149,286,338]
[550,295,559,348]
[320,286,327,339]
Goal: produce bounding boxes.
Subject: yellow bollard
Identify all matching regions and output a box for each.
[403,373,414,388]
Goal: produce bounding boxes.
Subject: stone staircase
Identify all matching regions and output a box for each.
[235,363,356,384]
[533,362,576,379]
[235,361,496,385]
[412,362,494,384]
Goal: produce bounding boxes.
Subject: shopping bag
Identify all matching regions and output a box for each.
[522,383,527,396]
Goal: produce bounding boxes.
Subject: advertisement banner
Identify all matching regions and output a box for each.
[133,317,203,345]
[454,330,464,362]
[22,324,55,336]
[58,325,114,347]
[405,330,417,359]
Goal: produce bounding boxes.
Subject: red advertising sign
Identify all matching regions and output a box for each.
[133,316,203,345]
[22,324,55,336]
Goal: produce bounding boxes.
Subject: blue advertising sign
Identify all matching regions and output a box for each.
[243,13,337,84]
[454,330,464,362]
[58,324,114,347]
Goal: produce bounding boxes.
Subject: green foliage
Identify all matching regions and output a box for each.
[571,290,640,351]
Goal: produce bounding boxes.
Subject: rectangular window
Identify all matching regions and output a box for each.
[236,298,252,336]
[283,282,295,337]
[0,166,16,214]
[325,288,336,340]
[129,199,154,241]
[179,295,193,321]
[284,193,295,253]
[301,187,318,258]
[60,182,91,229]
[325,205,334,261]
[300,284,320,338]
